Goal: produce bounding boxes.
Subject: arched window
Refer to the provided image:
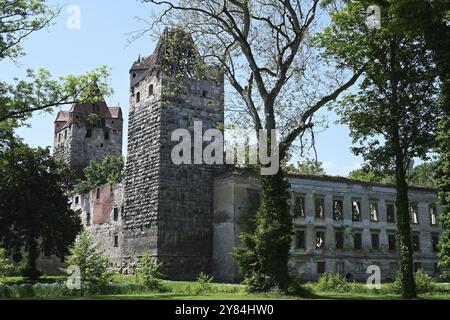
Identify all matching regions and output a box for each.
[149,84,154,96]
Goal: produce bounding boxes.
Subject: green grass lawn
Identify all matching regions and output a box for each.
[2,275,450,300]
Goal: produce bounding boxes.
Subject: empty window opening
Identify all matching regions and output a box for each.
[388,234,397,251]
[296,231,306,249]
[114,234,119,247]
[333,199,343,221]
[335,231,344,249]
[370,202,379,222]
[355,262,364,273]
[354,233,362,249]
[410,203,419,224]
[317,262,326,274]
[371,233,380,249]
[96,188,101,200]
[387,203,396,223]
[149,84,154,96]
[336,262,345,275]
[430,205,437,225]
[432,235,439,252]
[86,128,92,138]
[294,196,305,217]
[104,131,110,140]
[352,200,361,222]
[315,198,324,219]
[248,189,261,215]
[86,212,91,226]
[113,207,119,221]
[64,130,67,139]
[136,92,140,103]
[202,90,208,98]
[74,196,79,205]
[434,262,440,274]
[316,231,325,249]
[412,235,420,251]
[414,262,422,272]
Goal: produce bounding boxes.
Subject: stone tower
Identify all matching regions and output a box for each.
[122,29,224,279]
[53,101,123,175]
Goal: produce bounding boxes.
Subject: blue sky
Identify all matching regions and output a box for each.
[0,0,363,176]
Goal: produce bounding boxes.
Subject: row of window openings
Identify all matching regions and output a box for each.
[134,85,210,103]
[57,130,68,143]
[316,261,435,275]
[59,127,113,141]
[295,230,439,252]
[293,197,438,225]
[84,206,123,226]
[85,129,111,140]
[135,84,154,103]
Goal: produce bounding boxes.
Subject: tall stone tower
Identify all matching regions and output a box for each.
[53,100,123,175]
[122,29,224,279]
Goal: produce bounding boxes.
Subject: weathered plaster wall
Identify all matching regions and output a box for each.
[212,173,442,282]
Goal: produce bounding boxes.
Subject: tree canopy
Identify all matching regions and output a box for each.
[0,142,82,279]
[74,156,125,194]
[319,0,442,298]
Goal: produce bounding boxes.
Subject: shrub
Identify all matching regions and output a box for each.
[195,272,214,293]
[0,284,12,298]
[392,269,436,294]
[65,231,112,290]
[0,248,13,281]
[135,251,164,291]
[315,273,350,292]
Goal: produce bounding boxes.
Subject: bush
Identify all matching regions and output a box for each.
[135,251,164,291]
[0,282,153,299]
[392,269,436,294]
[65,231,112,290]
[315,273,350,292]
[0,248,13,281]
[195,272,214,293]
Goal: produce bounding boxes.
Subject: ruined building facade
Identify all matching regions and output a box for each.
[54,30,442,282]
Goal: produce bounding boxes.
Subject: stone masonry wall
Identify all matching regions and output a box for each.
[156,74,224,279]
[121,74,162,274]
[122,67,224,278]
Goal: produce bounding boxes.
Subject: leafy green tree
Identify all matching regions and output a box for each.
[408,162,438,188]
[348,168,388,184]
[349,162,436,187]
[437,113,450,270]
[388,0,450,273]
[66,231,112,290]
[0,248,13,281]
[233,174,292,292]
[0,142,82,280]
[0,0,112,130]
[135,251,164,290]
[318,1,442,298]
[74,156,125,194]
[286,158,326,176]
